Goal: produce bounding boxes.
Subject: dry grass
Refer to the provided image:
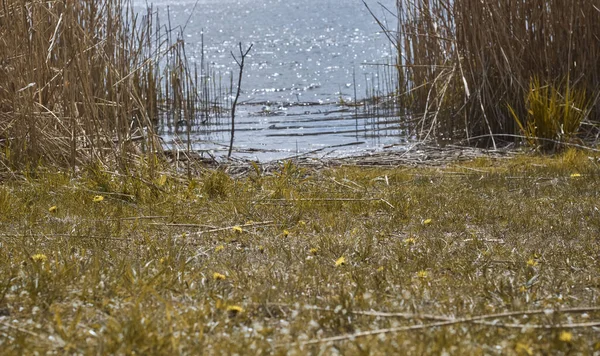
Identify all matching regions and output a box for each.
[0,0,209,172]
[1,150,600,354]
[394,0,600,146]
[1,2,600,352]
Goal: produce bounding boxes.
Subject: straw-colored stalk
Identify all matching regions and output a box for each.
[0,0,201,172]
[395,0,600,145]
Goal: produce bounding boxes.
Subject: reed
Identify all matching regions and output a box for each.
[0,0,207,172]
[394,0,600,146]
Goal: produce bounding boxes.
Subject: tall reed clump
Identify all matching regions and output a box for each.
[394,0,600,147]
[0,0,199,173]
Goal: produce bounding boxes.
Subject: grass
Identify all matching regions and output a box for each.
[508,77,590,151]
[393,0,600,143]
[1,150,600,354]
[0,0,211,171]
[2,1,598,352]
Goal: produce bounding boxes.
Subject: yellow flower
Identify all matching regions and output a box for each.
[31,254,48,263]
[215,245,225,253]
[298,220,307,227]
[526,258,538,267]
[423,219,432,225]
[519,285,527,293]
[159,257,166,264]
[417,270,428,279]
[258,245,265,253]
[232,226,243,233]
[570,173,581,178]
[403,237,416,245]
[226,305,244,314]
[377,266,385,272]
[48,206,58,213]
[559,331,573,343]
[213,272,226,281]
[309,248,318,255]
[515,342,533,355]
[93,195,104,202]
[335,256,346,267]
[282,229,290,237]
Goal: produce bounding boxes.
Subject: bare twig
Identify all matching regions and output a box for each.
[257,198,386,202]
[253,197,394,208]
[228,42,253,158]
[117,216,169,221]
[149,223,217,229]
[0,321,41,337]
[362,0,399,53]
[193,220,274,235]
[282,306,600,347]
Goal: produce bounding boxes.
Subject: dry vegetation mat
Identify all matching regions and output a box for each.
[1,150,600,354]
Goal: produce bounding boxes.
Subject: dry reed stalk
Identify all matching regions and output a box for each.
[394,0,600,145]
[0,0,205,172]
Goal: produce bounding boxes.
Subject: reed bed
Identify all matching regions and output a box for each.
[394,0,600,147]
[0,0,221,172]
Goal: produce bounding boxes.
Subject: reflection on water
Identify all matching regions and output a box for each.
[135,0,404,161]
[162,102,410,161]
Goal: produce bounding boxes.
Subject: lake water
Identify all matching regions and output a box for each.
[136,0,406,161]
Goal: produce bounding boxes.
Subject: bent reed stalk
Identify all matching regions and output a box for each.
[0,0,203,173]
[394,0,600,146]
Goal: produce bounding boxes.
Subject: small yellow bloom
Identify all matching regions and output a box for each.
[232,226,243,233]
[48,206,58,213]
[93,195,104,202]
[519,285,527,293]
[515,342,533,355]
[403,237,416,245]
[423,219,432,225]
[309,248,318,255]
[570,173,581,178]
[377,266,385,272]
[558,331,573,343]
[526,258,538,267]
[213,272,226,281]
[159,257,166,264]
[215,245,225,253]
[226,305,244,314]
[417,270,428,279]
[31,254,48,263]
[282,229,290,237]
[258,245,265,253]
[298,220,307,227]
[335,256,346,267]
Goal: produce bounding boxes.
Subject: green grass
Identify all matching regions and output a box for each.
[1,150,600,354]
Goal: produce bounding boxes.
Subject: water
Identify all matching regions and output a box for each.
[137,0,406,161]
